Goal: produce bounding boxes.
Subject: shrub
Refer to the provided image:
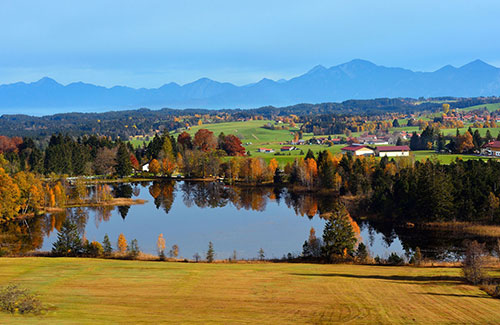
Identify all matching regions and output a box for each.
[0,284,44,315]
[387,252,404,265]
[84,241,103,257]
[462,240,487,285]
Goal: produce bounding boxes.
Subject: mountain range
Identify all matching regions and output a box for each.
[1,59,499,114]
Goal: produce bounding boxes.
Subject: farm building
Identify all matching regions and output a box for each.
[257,148,275,153]
[377,146,410,157]
[341,145,375,156]
[281,146,296,151]
[481,141,500,156]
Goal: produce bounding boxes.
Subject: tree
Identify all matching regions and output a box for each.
[442,103,450,114]
[258,248,265,261]
[128,239,140,258]
[303,227,322,258]
[115,143,132,177]
[355,243,369,263]
[392,119,400,127]
[52,220,83,257]
[102,234,112,256]
[117,233,128,254]
[222,135,245,156]
[177,132,193,151]
[193,129,217,152]
[193,252,201,262]
[93,147,117,175]
[169,244,179,258]
[149,159,161,175]
[157,233,166,260]
[412,247,422,266]
[206,241,215,263]
[322,203,357,262]
[462,240,487,285]
[0,167,21,221]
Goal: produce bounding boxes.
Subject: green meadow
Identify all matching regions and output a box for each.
[0,258,499,324]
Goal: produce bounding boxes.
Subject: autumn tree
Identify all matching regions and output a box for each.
[169,244,179,258]
[193,129,217,152]
[93,147,117,175]
[0,167,21,221]
[157,233,166,260]
[149,158,161,175]
[221,134,245,156]
[117,233,128,254]
[177,132,193,151]
[302,227,321,258]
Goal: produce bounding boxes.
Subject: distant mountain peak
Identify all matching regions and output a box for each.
[306,64,327,74]
[34,77,60,86]
[460,59,496,70]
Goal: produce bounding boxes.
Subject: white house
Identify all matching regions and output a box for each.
[341,145,375,156]
[142,163,150,172]
[377,146,410,157]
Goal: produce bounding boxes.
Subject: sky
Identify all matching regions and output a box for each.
[1,0,499,88]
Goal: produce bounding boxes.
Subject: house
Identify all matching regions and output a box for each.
[377,146,411,157]
[257,148,275,153]
[341,145,375,156]
[142,163,150,172]
[481,141,500,156]
[281,146,295,151]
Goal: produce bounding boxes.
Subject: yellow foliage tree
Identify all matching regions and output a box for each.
[117,233,128,253]
[149,159,161,175]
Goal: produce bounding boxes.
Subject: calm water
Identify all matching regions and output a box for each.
[1,181,498,260]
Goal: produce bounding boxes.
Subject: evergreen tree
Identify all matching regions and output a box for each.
[486,130,493,143]
[52,220,83,257]
[322,203,357,262]
[258,248,265,260]
[115,143,132,177]
[395,137,403,146]
[305,149,315,160]
[206,241,215,263]
[102,234,112,255]
[392,119,400,127]
[128,239,140,258]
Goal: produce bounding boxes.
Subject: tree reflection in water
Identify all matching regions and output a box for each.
[0,181,498,259]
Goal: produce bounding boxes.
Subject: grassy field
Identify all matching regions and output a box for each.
[460,102,500,112]
[0,258,499,323]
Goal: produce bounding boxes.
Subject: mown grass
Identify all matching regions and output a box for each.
[0,258,499,323]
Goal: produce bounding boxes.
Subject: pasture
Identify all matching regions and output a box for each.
[0,258,499,323]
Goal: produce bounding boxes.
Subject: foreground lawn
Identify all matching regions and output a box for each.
[0,258,499,323]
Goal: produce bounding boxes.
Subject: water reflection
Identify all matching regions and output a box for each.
[0,181,498,260]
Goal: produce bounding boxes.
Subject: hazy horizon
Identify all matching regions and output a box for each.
[1,0,499,88]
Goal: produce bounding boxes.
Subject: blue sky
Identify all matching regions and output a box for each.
[1,0,499,87]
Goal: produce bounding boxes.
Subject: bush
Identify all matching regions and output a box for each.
[462,240,487,285]
[387,252,404,265]
[481,284,500,299]
[84,241,103,257]
[0,284,44,315]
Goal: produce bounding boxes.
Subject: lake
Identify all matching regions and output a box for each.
[1,181,498,260]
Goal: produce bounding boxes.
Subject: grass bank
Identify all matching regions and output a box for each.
[0,258,499,323]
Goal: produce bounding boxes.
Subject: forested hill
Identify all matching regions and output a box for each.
[1,59,500,113]
[0,97,498,138]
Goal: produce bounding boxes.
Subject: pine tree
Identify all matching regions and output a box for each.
[322,203,357,262]
[128,239,140,258]
[206,242,215,263]
[115,143,132,177]
[52,220,83,257]
[102,234,112,256]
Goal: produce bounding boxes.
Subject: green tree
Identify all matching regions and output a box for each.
[52,220,83,257]
[128,239,140,258]
[258,248,265,261]
[355,242,369,263]
[322,203,357,262]
[115,143,132,177]
[102,234,112,256]
[206,241,215,263]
